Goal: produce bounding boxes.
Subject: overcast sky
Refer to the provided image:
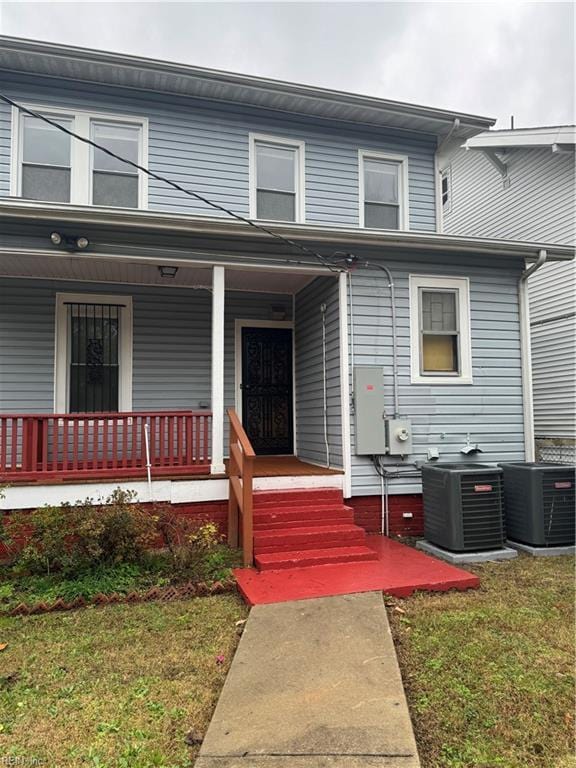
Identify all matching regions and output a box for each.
[0,1,573,128]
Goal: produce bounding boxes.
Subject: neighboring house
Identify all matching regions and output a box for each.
[0,37,573,558]
[441,126,576,463]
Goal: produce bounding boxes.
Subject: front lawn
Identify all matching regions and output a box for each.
[0,593,248,767]
[388,555,575,768]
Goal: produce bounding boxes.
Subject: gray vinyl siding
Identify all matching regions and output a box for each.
[443,145,575,442]
[531,313,576,438]
[295,277,343,468]
[348,253,525,496]
[0,278,292,426]
[0,72,437,231]
[443,147,575,245]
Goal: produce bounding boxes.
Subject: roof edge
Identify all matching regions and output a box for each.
[0,35,496,133]
[0,200,572,262]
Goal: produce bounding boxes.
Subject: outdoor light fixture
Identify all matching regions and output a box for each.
[158,265,179,278]
[49,232,90,251]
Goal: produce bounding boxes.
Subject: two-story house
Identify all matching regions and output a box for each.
[441,126,576,464]
[0,37,573,572]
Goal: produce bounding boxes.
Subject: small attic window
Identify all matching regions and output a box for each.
[441,168,451,212]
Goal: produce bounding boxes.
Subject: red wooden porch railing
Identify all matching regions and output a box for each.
[227,407,255,567]
[0,411,212,482]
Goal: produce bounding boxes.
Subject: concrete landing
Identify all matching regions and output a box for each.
[235,536,479,606]
[506,540,576,557]
[195,592,420,768]
[417,539,518,564]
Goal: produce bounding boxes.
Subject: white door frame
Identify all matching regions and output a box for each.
[234,319,297,455]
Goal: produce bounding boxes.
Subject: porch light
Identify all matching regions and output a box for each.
[158,265,179,278]
[49,232,90,250]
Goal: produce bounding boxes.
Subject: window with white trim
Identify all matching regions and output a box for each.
[409,275,472,384]
[55,294,133,413]
[12,106,147,209]
[441,167,451,213]
[359,151,409,230]
[250,134,304,222]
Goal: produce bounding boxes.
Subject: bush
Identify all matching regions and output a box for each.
[9,489,157,576]
[156,506,226,580]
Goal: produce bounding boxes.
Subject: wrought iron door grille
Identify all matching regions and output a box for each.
[66,302,122,412]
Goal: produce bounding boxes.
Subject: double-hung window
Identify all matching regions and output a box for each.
[409,275,472,384]
[359,151,409,230]
[21,113,73,203]
[12,106,147,208]
[250,134,304,222]
[55,293,133,413]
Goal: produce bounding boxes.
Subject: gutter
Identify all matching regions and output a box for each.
[0,201,574,262]
[519,249,547,461]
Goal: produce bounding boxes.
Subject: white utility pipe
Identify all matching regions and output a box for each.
[144,422,153,500]
[320,302,330,468]
[519,249,547,462]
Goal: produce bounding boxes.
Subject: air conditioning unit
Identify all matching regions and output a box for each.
[499,462,575,547]
[422,463,505,552]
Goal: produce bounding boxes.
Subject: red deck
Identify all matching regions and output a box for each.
[234,535,480,606]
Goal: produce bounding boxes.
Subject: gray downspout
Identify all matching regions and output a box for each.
[519,249,547,462]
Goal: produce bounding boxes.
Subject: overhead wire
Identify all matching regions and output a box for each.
[0,92,342,274]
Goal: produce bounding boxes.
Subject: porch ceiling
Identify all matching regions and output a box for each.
[0,252,317,293]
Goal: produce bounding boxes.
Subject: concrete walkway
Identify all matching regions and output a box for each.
[195,592,420,767]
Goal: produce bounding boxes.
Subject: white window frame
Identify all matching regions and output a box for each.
[249,133,305,223]
[10,104,148,209]
[358,149,410,230]
[54,293,133,413]
[409,275,472,385]
[441,166,452,213]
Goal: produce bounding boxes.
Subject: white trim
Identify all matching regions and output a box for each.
[249,132,306,223]
[211,266,226,474]
[519,277,536,461]
[234,319,296,452]
[358,149,410,230]
[0,473,342,511]
[54,292,133,412]
[338,272,352,498]
[409,274,473,385]
[10,103,148,209]
[434,150,443,233]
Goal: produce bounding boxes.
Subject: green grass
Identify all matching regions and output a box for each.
[387,555,575,768]
[0,593,248,767]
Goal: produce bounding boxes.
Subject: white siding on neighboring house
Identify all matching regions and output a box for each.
[443,147,575,245]
[443,141,575,445]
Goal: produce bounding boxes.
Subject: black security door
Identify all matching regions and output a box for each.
[241,327,293,455]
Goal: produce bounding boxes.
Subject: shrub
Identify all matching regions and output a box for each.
[9,489,157,576]
[156,506,224,580]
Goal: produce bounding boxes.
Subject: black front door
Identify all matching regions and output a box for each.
[241,327,293,455]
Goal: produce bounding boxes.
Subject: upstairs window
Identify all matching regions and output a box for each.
[409,275,472,384]
[92,122,141,208]
[12,106,147,209]
[359,151,409,230]
[21,113,72,203]
[250,134,305,222]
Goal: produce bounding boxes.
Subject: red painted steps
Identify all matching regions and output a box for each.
[252,486,378,571]
[256,545,378,571]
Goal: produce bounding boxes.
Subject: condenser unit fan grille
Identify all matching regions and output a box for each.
[460,473,505,550]
[542,473,576,546]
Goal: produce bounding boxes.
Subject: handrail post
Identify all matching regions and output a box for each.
[226,408,256,567]
[242,452,254,567]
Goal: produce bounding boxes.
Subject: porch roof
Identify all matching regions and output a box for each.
[0,199,573,264]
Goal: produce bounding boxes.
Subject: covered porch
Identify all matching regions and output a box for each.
[0,250,348,488]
